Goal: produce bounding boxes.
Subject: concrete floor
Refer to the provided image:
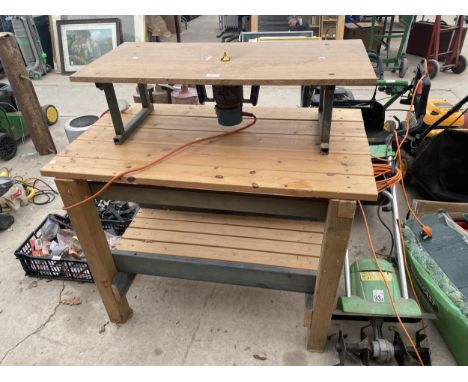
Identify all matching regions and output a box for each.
[0,15,466,365]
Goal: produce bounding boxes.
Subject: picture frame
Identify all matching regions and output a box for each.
[56,18,121,73]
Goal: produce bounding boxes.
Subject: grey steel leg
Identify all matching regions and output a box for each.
[318,85,335,154]
[96,82,154,144]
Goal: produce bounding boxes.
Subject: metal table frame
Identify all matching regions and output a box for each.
[95,81,337,153]
[96,82,154,144]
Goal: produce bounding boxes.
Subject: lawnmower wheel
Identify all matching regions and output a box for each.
[42,104,59,126]
[0,133,17,161]
[427,59,440,79]
[400,150,414,183]
[399,57,408,78]
[452,55,467,74]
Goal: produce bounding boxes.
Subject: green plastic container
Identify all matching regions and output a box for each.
[337,258,421,318]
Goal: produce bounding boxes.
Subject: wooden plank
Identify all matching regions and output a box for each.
[130,218,322,243]
[308,199,356,352]
[95,103,364,122]
[122,227,319,256]
[71,133,370,155]
[0,33,56,155]
[55,179,132,323]
[336,16,345,40]
[44,157,377,201]
[251,15,258,32]
[412,199,468,216]
[116,239,320,271]
[136,209,325,232]
[62,140,373,177]
[92,117,368,138]
[116,208,323,271]
[70,40,376,85]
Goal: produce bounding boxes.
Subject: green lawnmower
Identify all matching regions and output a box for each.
[334,190,432,366]
[0,82,58,161]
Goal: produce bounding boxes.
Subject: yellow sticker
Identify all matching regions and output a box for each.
[360,271,393,282]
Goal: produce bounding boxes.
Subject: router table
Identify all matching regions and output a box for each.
[42,40,377,351]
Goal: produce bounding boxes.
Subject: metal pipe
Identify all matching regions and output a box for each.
[381,189,409,299]
[344,249,352,298]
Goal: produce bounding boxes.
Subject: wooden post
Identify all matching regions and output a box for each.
[251,16,259,32]
[336,16,345,40]
[308,199,356,351]
[0,32,56,155]
[55,178,132,323]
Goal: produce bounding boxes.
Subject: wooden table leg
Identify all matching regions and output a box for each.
[55,178,132,323]
[308,199,356,351]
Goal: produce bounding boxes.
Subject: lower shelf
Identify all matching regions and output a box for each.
[113,208,323,293]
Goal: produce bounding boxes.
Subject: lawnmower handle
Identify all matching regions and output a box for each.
[376,79,409,87]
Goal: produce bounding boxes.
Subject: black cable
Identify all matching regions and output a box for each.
[387,108,416,112]
[444,107,468,129]
[10,177,59,206]
[31,190,56,205]
[377,202,395,258]
[29,178,58,206]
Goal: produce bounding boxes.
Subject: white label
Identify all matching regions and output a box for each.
[206,73,220,78]
[33,239,43,250]
[373,289,385,303]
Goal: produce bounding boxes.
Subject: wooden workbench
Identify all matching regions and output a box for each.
[69,40,376,152]
[42,103,377,351]
[70,40,376,86]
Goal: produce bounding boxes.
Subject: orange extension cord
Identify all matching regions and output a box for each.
[357,59,432,366]
[63,112,257,211]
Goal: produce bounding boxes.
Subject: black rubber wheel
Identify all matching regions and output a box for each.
[400,150,414,183]
[398,57,408,78]
[0,133,17,161]
[0,213,14,230]
[452,55,467,74]
[427,59,440,79]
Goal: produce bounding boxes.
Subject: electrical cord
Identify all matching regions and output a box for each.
[376,202,394,259]
[12,176,58,206]
[358,59,432,366]
[63,112,258,211]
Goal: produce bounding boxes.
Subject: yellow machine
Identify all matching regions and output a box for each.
[423,99,466,137]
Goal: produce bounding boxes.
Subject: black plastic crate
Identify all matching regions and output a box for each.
[14,213,133,283]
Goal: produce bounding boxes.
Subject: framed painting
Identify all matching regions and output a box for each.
[56,18,121,73]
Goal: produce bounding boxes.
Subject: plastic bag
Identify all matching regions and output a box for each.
[41,216,60,241]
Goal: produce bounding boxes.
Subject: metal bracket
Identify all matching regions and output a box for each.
[96,82,154,144]
[318,85,335,154]
[111,272,135,301]
[112,250,316,293]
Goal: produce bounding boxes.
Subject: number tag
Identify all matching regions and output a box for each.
[373,289,385,303]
